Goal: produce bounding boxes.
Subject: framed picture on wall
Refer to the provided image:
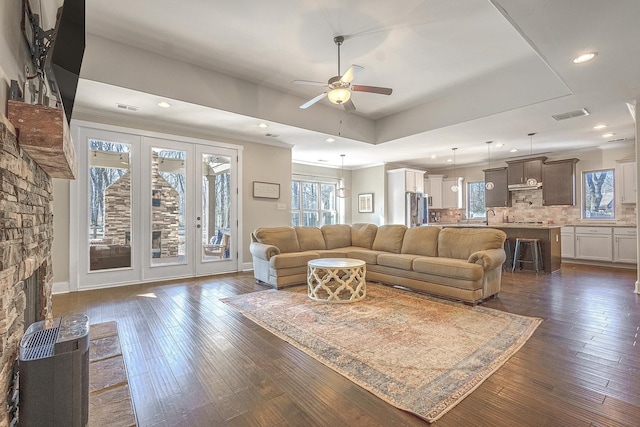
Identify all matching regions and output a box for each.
[253,181,280,199]
[358,193,374,213]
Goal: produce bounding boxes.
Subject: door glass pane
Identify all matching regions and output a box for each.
[88,139,132,271]
[202,154,232,261]
[151,148,186,265]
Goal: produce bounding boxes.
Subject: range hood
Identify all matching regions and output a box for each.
[508,181,542,191]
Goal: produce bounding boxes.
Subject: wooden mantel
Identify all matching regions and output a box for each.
[6,100,77,179]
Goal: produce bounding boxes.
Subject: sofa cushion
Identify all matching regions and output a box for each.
[401,226,440,256]
[351,223,378,249]
[372,224,407,253]
[413,256,484,281]
[269,252,319,269]
[295,226,326,251]
[347,249,387,264]
[322,224,353,249]
[438,227,506,259]
[377,253,421,271]
[254,227,300,253]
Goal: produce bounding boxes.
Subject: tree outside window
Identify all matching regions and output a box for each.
[583,169,614,219]
[291,180,338,226]
[467,181,486,219]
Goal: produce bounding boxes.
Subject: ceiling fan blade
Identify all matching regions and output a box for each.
[351,85,393,95]
[340,65,364,83]
[292,80,328,87]
[299,92,327,109]
[343,99,356,113]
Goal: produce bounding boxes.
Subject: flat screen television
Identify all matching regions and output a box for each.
[44,0,86,125]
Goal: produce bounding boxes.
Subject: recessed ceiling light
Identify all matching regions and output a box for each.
[495,143,504,148]
[602,132,615,138]
[430,154,437,159]
[258,122,268,128]
[447,158,453,163]
[510,148,519,153]
[573,52,597,64]
[593,124,607,130]
[157,101,171,108]
[326,137,335,143]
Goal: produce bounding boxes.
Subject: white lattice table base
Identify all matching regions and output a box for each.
[307,258,367,303]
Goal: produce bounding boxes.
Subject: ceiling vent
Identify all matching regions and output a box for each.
[608,137,627,143]
[264,133,279,138]
[116,103,140,112]
[551,108,590,121]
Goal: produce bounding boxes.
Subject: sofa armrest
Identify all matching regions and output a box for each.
[250,242,280,261]
[468,248,506,271]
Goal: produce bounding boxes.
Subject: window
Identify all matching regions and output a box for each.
[291,180,338,226]
[467,181,486,219]
[583,169,614,219]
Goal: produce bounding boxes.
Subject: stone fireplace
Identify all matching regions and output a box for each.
[0,113,56,427]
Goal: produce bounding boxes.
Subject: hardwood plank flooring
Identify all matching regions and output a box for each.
[52,264,640,426]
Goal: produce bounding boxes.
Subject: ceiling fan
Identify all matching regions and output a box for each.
[293,36,393,112]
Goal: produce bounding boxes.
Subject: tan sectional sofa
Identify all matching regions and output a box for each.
[249,223,507,304]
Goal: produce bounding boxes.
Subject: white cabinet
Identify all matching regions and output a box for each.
[613,227,637,263]
[425,175,444,208]
[575,227,613,261]
[401,169,425,193]
[442,177,463,209]
[618,160,636,204]
[561,226,575,258]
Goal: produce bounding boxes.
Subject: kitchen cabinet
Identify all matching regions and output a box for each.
[484,167,511,207]
[542,158,578,206]
[617,160,636,204]
[442,177,463,209]
[506,157,546,186]
[613,227,637,263]
[575,226,613,262]
[561,226,575,258]
[401,168,425,193]
[424,175,444,209]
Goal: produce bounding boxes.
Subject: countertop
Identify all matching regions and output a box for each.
[439,223,562,229]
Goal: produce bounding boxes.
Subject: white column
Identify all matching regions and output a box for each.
[634,100,640,293]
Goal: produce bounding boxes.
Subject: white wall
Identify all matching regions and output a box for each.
[351,165,386,225]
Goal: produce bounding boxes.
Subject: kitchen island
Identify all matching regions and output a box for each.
[442,223,562,273]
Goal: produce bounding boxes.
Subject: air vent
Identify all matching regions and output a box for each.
[116,103,140,112]
[608,137,627,143]
[264,133,279,138]
[551,108,589,121]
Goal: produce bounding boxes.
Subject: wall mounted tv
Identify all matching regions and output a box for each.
[22,0,85,125]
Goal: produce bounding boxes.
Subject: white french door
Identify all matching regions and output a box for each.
[72,123,240,290]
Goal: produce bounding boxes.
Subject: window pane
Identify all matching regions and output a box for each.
[303,212,318,227]
[152,148,186,265]
[291,212,300,226]
[321,184,335,210]
[583,169,614,219]
[88,139,132,271]
[302,182,318,210]
[322,211,336,225]
[467,182,486,219]
[292,181,300,210]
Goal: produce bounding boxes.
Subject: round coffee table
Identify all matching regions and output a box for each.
[307,258,366,303]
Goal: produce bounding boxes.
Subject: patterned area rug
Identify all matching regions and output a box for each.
[89,322,137,427]
[222,284,541,422]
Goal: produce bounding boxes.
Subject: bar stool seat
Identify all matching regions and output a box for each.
[512,238,543,273]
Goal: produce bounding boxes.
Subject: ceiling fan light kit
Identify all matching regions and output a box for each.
[294,35,392,111]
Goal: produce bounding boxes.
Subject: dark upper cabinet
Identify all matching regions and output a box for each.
[542,158,579,205]
[506,157,546,185]
[484,167,511,207]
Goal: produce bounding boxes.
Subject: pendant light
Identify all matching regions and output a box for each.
[526,133,538,186]
[485,141,494,190]
[450,148,458,192]
[337,154,350,198]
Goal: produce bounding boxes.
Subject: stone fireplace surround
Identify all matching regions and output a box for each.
[0,113,54,427]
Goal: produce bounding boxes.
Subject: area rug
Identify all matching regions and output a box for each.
[222,284,541,422]
[89,322,137,427]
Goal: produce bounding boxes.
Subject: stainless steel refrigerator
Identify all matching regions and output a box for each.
[405,192,428,227]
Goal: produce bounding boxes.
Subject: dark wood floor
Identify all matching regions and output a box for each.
[53,265,640,427]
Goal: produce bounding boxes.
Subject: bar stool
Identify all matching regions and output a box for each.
[503,239,512,271]
[512,238,543,273]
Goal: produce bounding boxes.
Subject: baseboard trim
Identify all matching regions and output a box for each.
[52,281,70,294]
[242,262,254,272]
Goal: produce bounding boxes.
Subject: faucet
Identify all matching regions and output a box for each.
[485,209,496,225]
